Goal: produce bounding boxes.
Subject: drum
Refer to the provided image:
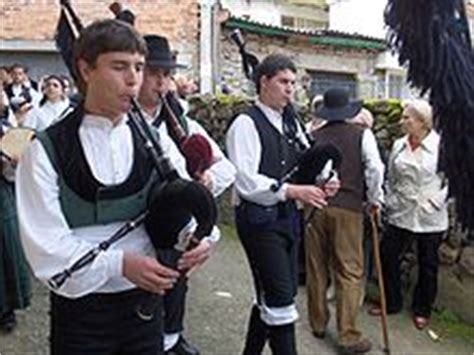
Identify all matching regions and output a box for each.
[0,127,35,162]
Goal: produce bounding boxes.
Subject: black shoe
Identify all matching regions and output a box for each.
[165,336,200,355]
[0,311,17,333]
[340,338,372,354]
[298,271,306,286]
[312,330,326,339]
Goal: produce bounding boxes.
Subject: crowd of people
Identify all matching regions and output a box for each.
[0,17,451,355]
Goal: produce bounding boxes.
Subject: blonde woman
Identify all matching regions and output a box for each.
[369,100,448,330]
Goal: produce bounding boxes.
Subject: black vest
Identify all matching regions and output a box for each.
[4,82,37,100]
[246,105,302,181]
[36,106,159,228]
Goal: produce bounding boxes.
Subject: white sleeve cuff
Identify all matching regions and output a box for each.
[277,183,289,202]
[203,226,221,244]
[109,249,124,278]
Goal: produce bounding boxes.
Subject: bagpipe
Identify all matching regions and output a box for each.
[48,0,218,319]
[157,91,214,179]
[229,29,260,81]
[385,0,474,234]
[229,28,343,192]
[270,143,342,192]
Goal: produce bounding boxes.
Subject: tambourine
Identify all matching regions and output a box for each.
[0,127,35,162]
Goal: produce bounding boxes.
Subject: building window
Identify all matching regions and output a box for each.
[308,71,358,99]
[281,15,295,28]
[281,15,326,30]
[388,74,404,98]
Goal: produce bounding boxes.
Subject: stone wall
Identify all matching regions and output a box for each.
[218,27,381,98]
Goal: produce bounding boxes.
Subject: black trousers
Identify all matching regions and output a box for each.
[235,203,300,355]
[381,224,444,317]
[50,288,163,355]
[235,205,300,309]
[157,248,188,334]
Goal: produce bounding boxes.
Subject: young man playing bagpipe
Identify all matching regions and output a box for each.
[226,53,340,355]
[137,34,236,355]
[16,19,214,354]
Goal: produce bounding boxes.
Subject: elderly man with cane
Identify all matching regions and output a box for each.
[305,88,385,354]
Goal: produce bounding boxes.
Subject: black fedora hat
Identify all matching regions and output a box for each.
[143,34,186,70]
[314,87,362,122]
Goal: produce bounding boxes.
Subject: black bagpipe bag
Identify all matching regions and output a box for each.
[144,178,218,251]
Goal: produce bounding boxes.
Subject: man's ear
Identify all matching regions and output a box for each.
[77,59,92,85]
[260,75,269,91]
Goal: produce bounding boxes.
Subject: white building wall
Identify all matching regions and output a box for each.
[220,0,328,28]
[328,0,387,39]
[220,0,281,25]
[328,0,413,98]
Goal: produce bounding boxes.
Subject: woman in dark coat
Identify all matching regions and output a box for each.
[0,95,31,333]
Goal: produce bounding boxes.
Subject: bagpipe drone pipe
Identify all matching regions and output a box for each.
[49,1,218,320]
[385,0,474,236]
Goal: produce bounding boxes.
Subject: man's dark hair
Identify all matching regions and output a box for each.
[10,63,28,73]
[253,54,296,94]
[74,19,147,93]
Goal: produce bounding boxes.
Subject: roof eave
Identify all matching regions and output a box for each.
[224,18,386,51]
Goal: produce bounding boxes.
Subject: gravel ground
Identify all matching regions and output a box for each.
[1,227,473,354]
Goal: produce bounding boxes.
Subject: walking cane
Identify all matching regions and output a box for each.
[370,207,390,354]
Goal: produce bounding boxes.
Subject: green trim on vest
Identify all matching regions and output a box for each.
[36,131,155,228]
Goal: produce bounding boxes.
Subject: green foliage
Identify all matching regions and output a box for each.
[363,98,404,153]
[218,222,238,240]
[188,94,404,153]
[188,94,253,149]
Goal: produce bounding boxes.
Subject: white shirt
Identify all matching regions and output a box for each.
[23,98,72,131]
[360,128,385,206]
[226,101,309,206]
[386,130,448,233]
[16,113,188,298]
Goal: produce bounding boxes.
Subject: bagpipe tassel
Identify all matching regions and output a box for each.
[385,0,474,232]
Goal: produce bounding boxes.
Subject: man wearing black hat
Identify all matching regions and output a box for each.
[137,34,236,355]
[305,87,384,354]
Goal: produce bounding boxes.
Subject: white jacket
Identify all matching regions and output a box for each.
[386,130,448,233]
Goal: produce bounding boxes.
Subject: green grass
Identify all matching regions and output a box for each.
[431,309,474,344]
[218,223,238,240]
